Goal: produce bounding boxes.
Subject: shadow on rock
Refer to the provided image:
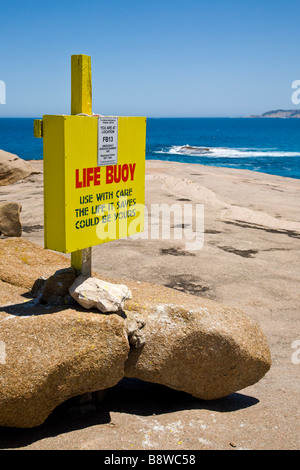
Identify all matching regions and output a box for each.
[0,378,259,450]
[0,300,75,317]
[0,297,127,319]
[0,399,111,449]
[108,378,259,415]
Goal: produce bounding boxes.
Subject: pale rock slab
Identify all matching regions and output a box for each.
[69,275,132,312]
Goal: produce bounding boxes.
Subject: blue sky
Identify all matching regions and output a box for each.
[1,0,300,117]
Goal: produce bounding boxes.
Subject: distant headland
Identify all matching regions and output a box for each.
[247,109,300,118]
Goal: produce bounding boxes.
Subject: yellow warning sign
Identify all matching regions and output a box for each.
[43,114,146,253]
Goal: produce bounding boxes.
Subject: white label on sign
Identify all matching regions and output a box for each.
[98,117,118,166]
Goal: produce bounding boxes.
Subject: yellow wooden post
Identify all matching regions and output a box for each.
[33,119,43,138]
[71,54,92,116]
[70,54,92,275]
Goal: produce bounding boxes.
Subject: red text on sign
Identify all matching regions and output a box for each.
[106,163,136,184]
[75,167,101,188]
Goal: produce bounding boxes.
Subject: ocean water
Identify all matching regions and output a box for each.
[0,117,300,179]
[146,118,300,179]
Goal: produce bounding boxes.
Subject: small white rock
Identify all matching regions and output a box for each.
[69,275,132,312]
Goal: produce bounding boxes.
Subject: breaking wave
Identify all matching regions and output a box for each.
[155,145,300,159]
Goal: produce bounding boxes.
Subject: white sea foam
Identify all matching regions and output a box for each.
[155,145,300,159]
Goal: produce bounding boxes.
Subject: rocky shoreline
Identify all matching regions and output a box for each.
[247,109,300,118]
[0,150,299,449]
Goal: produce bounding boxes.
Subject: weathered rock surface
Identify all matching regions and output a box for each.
[0,150,38,186]
[0,202,22,237]
[0,311,129,428]
[69,275,132,312]
[124,302,271,400]
[0,238,272,427]
[0,238,69,289]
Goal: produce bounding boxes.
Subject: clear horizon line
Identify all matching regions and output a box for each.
[0,115,249,119]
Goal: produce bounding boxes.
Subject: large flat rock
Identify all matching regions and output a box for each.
[0,161,298,448]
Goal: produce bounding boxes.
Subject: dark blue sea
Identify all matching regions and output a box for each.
[1,117,300,179]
